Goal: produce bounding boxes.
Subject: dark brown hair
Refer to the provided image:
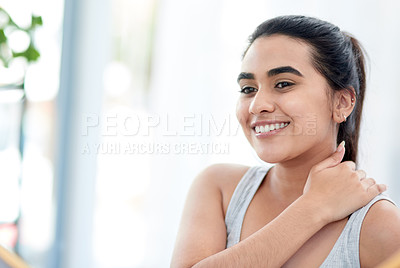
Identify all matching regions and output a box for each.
[245,15,366,163]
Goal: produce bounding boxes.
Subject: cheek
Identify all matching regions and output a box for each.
[283,90,329,117]
[235,99,248,126]
[281,92,332,134]
[278,95,310,125]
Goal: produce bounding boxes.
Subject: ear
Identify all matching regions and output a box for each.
[332,87,356,123]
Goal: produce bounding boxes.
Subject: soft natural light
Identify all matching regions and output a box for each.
[0,148,21,222]
[0,0,62,267]
[103,61,132,98]
[20,145,54,252]
[1,0,400,267]
[0,90,24,103]
[7,30,30,53]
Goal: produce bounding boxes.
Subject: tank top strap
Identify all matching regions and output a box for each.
[320,194,397,267]
[225,165,270,248]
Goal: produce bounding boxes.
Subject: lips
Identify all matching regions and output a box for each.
[250,120,290,136]
[255,122,289,134]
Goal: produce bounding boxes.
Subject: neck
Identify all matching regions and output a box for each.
[267,142,336,203]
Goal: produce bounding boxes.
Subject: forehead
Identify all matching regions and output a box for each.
[241,35,314,74]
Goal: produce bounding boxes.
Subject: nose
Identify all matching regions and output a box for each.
[249,89,275,115]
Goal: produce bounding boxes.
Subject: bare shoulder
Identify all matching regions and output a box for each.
[170,163,250,268]
[360,198,400,267]
[198,163,250,181]
[195,163,250,194]
[200,163,251,217]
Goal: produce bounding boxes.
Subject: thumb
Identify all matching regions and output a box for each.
[315,141,346,170]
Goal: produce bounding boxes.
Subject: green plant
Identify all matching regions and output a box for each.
[0,7,42,67]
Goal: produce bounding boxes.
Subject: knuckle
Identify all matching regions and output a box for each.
[356,169,366,179]
[353,173,360,181]
[338,162,350,171]
[343,161,356,170]
[367,185,379,194]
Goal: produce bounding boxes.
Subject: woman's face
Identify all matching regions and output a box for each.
[236,34,337,163]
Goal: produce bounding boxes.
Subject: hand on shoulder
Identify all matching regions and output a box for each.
[303,142,387,224]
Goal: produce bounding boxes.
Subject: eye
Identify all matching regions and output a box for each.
[239,86,258,94]
[275,81,294,89]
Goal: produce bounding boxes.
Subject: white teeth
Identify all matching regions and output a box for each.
[254,122,289,134]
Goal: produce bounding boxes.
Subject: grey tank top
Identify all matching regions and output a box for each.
[224,165,396,267]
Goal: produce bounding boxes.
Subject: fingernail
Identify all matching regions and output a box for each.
[337,141,345,152]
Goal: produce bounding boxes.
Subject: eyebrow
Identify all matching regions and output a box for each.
[267,66,303,77]
[237,72,254,83]
[237,66,303,84]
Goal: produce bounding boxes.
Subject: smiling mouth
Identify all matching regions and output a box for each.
[254,122,290,134]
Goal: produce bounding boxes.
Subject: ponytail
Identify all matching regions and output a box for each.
[337,34,367,164]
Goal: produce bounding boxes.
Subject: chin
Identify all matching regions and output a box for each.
[255,150,288,164]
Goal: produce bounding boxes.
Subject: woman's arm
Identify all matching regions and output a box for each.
[170,163,325,268]
[360,200,400,267]
[171,143,386,268]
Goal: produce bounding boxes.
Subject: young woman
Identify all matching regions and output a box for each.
[171,15,399,268]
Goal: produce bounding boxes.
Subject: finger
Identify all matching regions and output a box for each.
[366,183,387,197]
[341,161,356,171]
[377,184,387,193]
[361,178,376,190]
[315,141,346,170]
[356,169,367,180]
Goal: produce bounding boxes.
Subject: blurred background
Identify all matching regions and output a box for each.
[0,0,399,267]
